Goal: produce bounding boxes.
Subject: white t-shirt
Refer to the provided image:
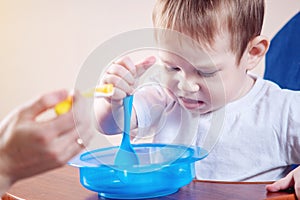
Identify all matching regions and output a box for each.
[133,75,300,181]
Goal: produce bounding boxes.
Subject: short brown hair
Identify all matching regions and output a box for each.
[152,0,265,63]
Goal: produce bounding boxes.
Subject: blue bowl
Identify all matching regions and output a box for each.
[69,143,208,199]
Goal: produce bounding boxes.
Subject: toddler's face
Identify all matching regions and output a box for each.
[159,33,251,114]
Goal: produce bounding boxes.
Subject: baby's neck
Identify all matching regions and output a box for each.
[235,75,256,101]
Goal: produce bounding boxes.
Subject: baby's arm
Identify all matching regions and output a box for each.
[94,56,156,135]
[266,93,300,198]
[266,166,300,198]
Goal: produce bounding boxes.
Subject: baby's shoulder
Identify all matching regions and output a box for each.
[261,78,300,100]
[259,79,300,113]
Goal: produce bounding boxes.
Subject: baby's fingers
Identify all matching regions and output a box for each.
[102,74,133,98]
[136,56,156,77]
[106,63,135,85]
[266,180,292,192]
[114,56,137,77]
[266,172,294,192]
[292,167,300,198]
[113,56,157,79]
[110,87,127,100]
[101,56,156,100]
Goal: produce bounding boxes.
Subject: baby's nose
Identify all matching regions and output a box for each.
[178,78,200,92]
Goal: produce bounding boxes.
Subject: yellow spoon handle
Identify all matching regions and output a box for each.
[54,97,73,115]
[82,84,114,98]
[54,84,114,115]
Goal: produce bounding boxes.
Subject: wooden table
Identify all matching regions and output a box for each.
[4,165,296,200]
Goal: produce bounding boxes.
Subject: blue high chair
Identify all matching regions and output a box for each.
[264,12,300,169]
[264,12,300,90]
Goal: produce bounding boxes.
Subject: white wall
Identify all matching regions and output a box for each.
[1,0,299,120]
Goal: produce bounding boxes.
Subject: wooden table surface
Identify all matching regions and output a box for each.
[4,165,296,200]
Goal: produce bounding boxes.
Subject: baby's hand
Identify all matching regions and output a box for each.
[101,56,156,101]
[266,166,300,198]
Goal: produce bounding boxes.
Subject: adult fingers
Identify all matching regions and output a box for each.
[46,128,82,165]
[20,90,69,120]
[72,90,96,145]
[38,90,80,139]
[41,111,76,138]
[51,126,94,164]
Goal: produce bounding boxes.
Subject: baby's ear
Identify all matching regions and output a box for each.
[246,35,269,70]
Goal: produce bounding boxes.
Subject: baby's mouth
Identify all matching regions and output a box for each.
[179,97,205,110]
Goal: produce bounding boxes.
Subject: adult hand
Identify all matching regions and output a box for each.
[266,166,300,198]
[0,89,94,195]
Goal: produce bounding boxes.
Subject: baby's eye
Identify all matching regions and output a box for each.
[197,70,218,78]
[165,65,181,72]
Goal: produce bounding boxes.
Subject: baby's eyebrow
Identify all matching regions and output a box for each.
[194,60,220,69]
[159,58,176,66]
[194,64,220,72]
[160,56,220,71]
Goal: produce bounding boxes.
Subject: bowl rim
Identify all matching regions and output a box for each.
[68,143,208,171]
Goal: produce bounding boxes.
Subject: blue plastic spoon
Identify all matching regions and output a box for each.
[114,95,139,166]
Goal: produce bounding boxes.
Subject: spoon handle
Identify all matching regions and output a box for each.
[114,94,139,166]
[123,95,133,136]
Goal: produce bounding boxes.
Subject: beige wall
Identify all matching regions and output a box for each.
[254,0,300,76]
[0,0,299,121]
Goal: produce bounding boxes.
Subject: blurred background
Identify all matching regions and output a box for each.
[0,0,299,146]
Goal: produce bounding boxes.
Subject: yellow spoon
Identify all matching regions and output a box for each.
[54,84,114,115]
